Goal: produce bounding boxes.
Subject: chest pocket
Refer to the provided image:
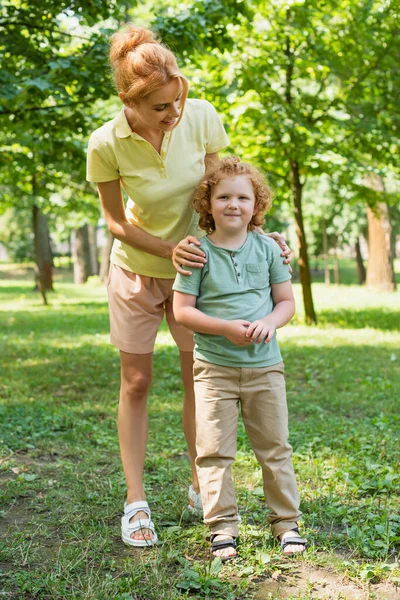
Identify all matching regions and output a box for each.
[246,262,269,288]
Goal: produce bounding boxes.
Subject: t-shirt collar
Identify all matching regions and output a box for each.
[206,232,251,253]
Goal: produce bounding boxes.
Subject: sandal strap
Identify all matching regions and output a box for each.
[124,518,155,535]
[281,536,308,550]
[124,500,151,520]
[211,537,237,551]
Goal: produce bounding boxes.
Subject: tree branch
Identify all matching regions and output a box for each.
[0,100,92,116]
[0,20,92,40]
[309,26,398,125]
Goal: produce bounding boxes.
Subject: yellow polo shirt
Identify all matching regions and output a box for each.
[86,99,229,278]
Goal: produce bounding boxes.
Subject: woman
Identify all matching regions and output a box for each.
[86,24,290,547]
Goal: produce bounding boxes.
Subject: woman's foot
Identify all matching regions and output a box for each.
[130,510,154,541]
[211,535,237,560]
[121,501,158,547]
[188,484,203,515]
[279,529,307,555]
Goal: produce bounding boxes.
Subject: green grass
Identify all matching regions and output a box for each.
[0,264,399,599]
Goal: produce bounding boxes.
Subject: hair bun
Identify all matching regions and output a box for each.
[110,26,158,64]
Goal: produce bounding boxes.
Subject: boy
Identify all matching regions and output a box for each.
[173,157,306,560]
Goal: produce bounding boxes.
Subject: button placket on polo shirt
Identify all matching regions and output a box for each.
[228,251,241,284]
[159,132,171,179]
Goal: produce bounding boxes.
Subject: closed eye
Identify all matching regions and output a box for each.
[154,93,182,111]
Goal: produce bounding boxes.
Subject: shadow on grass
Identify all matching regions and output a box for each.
[317,307,400,331]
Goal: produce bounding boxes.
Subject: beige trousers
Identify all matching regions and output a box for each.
[194,359,302,539]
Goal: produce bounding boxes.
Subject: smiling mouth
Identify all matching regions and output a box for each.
[162,118,178,125]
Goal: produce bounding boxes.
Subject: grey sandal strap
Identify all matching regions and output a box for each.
[211,537,237,552]
[281,536,307,550]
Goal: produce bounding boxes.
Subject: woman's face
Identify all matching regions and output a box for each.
[125,78,184,133]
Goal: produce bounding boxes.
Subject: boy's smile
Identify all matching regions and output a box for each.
[209,176,256,235]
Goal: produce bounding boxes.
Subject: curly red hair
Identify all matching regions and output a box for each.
[193,157,272,234]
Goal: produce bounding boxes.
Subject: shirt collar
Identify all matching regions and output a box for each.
[115,108,133,139]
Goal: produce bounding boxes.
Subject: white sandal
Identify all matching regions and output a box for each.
[188,485,203,516]
[121,500,158,547]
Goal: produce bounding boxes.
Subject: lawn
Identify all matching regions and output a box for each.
[0,263,399,599]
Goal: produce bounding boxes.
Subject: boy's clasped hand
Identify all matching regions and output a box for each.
[224,318,276,346]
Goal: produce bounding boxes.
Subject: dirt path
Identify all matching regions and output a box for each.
[255,564,400,599]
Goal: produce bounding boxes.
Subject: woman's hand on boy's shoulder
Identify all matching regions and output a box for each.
[172,236,207,275]
[255,228,292,270]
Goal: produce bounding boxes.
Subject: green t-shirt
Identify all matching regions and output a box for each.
[173,231,291,368]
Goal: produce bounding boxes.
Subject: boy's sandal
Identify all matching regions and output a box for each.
[280,527,307,554]
[121,500,158,547]
[187,485,203,516]
[210,535,237,562]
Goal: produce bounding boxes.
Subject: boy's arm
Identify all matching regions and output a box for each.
[246,280,295,344]
[173,292,252,346]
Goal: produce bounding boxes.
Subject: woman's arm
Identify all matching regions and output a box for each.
[98,180,175,260]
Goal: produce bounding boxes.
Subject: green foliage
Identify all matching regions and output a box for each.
[176,557,230,596]
[0,209,34,262]
[0,0,127,232]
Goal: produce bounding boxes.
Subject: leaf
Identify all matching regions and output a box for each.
[19,473,38,481]
[26,78,51,91]
[210,557,223,575]
[257,551,271,565]
[165,526,182,534]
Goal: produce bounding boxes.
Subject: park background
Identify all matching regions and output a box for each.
[0,0,399,599]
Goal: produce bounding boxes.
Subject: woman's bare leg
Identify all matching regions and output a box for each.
[119,350,154,540]
[179,350,199,495]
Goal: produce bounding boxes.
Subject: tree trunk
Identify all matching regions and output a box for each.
[355,238,366,285]
[366,203,396,292]
[333,252,340,285]
[73,225,91,284]
[32,204,53,296]
[291,161,317,324]
[88,224,99,275]
[322,221,330,286]
[68,234,73,271]
[99,232,114,282]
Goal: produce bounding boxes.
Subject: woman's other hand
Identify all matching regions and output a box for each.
[266,231,292,265]
[172,236,207,275]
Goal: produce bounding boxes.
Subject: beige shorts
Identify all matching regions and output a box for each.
[107,264,194,354]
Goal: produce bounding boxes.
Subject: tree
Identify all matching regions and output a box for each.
[364,176,396,292]
[149,0,399,323]
[0,0,126,297]
[73,224,91,284]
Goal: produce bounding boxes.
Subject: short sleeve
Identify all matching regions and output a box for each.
[203,101,230,154]
[172,264,203,297]
[86,132,120,183]
[267,239,292,284]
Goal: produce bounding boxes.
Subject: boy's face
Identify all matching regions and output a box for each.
[209,176,256,234]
